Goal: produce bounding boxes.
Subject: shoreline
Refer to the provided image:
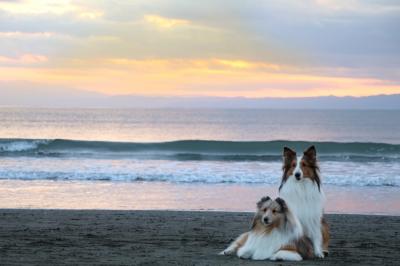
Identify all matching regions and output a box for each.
[1,180,400,216]
[1,209,399,265]
[0,207,398,217]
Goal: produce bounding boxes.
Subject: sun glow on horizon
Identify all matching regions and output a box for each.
[0,0,399,99]
[1,57,398,98]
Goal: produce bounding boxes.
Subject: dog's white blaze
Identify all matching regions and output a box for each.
[279,156,326,257]
[294,158,303,178]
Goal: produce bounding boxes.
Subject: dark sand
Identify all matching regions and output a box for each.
[0,210,399,265]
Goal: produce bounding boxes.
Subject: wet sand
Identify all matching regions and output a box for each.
[2,180,400,215]
[0,210,399,265]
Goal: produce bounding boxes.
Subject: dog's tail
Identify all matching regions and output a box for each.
[295,236,314,259]
[322,217,330,256]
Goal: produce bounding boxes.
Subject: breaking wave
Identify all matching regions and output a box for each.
[0,139,399,162]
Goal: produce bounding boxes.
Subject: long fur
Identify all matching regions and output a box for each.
[279,146,329,258]
[219,197,312,261]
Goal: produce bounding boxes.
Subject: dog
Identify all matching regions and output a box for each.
[279,145,330,258]
[219,196,313,261]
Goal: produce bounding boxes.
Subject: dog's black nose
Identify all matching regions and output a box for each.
[295,172,301,179]
[263,217,269,224]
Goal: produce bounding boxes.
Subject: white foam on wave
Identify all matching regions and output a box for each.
[322,161,400,187]
[0,157,399,187]
[0,140,50,152]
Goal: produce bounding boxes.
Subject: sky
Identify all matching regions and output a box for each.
[0,0,399,98]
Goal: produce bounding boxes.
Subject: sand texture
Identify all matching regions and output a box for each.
[0,210,399,265]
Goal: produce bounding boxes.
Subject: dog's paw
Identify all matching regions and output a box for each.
[314,251,325,259]
[219,248,235,256]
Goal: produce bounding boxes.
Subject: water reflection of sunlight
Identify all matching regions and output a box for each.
[0,180,399,215]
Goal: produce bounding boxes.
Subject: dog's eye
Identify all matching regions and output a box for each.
[272,210,276,214]
[301,162,306,167]
[263,208,267,212]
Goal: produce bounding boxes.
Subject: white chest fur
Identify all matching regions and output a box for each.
[279,176,325,256]
[280,177,325,224]
[237,228,301,260]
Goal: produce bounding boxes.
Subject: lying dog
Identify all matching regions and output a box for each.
[279,146,330,258]
[219,196,313,261]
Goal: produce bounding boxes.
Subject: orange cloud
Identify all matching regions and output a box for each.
[0,58,398,97]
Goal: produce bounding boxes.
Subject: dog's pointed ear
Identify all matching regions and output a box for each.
[275,197,288,212]
[283,147,296,158]
[303,145,316,162]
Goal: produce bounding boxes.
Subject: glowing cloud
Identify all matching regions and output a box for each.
[0,0,103,19]
[0,0,398,100]
[0,58,398,98]
[0,31,54,38]
[144,15,190,28]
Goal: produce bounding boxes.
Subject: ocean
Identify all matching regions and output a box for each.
[1,108,400,214]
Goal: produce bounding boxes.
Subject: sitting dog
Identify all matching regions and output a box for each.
[279,146,330,258]
[219,196,313,261]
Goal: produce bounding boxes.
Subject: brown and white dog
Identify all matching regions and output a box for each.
[279,146,330,258]
[219,196,313,261]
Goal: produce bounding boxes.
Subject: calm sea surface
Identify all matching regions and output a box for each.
[1,108,399,143]
[0,108,399,214]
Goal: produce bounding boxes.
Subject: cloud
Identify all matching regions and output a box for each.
[144,14,190,28]
[0,31,55,38]
[0,0,103,19]
[0,0,398,98]
[105,58,281,72]
[0,53,47,64]
[0,57,398,98]
[313,0,400,13]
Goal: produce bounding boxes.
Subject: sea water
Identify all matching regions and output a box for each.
[1,108,399,214]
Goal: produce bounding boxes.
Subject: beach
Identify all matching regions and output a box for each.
[1,209,399,265]
[1,108,400,265]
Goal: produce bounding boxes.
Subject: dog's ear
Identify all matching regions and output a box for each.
[251,215,257,229]
[303,145,317,162]
[256,196,271,209]
[275,197,288,213]
[283,147,296,159]
[251,213,260,229]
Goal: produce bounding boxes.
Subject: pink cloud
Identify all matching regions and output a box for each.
[0,54,48,64]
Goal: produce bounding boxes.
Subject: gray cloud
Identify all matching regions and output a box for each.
[0,0,399,82]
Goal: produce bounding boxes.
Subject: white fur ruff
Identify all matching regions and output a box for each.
[279,172,326,258]
[238,228,302,261]
[221,220,303,261]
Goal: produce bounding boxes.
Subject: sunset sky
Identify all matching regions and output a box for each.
[0,0,399,98]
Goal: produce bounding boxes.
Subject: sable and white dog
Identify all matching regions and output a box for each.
[279,146,330,258]
[219,196,313,261]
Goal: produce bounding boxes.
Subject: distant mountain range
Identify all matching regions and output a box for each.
[0,85,399,109]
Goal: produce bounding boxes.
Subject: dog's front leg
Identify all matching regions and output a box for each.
[237,246,252,259]
[310,228,324,258]
[270,250,302,261]
[219,232,248,256]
